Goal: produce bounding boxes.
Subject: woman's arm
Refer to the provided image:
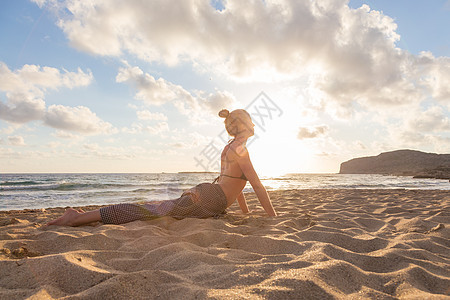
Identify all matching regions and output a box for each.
[234,146,277,216]
[237,191,249,213]
[248,178,276,216]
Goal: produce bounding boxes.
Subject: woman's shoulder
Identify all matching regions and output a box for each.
[229,140,248,157]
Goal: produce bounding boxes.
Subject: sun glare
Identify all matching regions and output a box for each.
[249,130,316,178]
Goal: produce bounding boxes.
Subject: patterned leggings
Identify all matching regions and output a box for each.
[100,183,227,224]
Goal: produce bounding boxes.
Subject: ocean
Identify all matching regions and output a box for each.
[1,173,449,211]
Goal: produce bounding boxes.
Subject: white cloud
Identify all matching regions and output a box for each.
[52,130,82,140]
[169,142,190,149]
[0,147,17,158]
[26,0,450,160]
[144,122,170,135]
[371,104,450,152]
[377,105,450,152]
[136,110,168,121]
[79,146,137,160]
[196,90,237,116]
[122,121,169,135]
[383,116,450,153]
[117,66,235,122]
[415,52,450,103]
[36,0,450,115]
[44,105,115,135]
[166,130,211,149]
[394,130,450,151]
[83,143,99,151]
[7,135,26,146]
[297,125,329,140]
[116,66,181,105]
[0,62,101,134]
[430,135,450,152]
[407,106,450,132]
[0,63,33,95]
[0,62,116,136]
[0,124,20,135]
[0,62,92,94]
[0,94,46,123]
[47,141,62,148]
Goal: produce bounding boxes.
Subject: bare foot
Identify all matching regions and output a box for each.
[45,208,81,227]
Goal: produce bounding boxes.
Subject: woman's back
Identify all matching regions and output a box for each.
[217,140,248,207]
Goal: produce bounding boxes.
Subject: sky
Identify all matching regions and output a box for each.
[0,0,449,175]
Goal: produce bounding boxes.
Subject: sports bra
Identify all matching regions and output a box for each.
[220,173,247,181]
[213,139,248,183]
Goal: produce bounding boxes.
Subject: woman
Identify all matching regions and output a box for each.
[45,109,276,227]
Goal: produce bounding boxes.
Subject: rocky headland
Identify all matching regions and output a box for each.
[339,150,450,180]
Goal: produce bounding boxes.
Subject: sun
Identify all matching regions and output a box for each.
[248,131,315,178]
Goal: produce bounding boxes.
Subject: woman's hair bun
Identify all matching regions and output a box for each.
[218,109,230,118]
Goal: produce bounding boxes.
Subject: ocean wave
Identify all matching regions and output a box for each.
[0,181,186,192]
[55,183,129,191]
[131,188,156,193]
[0,182,133,192]
[1,173,448,211]
[0,181,41,186]
[1,183,62,191]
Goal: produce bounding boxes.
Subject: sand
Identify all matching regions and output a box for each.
[0,189,449,299]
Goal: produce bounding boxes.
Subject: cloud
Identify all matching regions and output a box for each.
[116,66,182,105]
[52,130,82,140]
[169,142,190,149]
[166,130,211,149]
[14,64,92,89]
[0,62,92,94]
[0,148,17,158]
[136,110,168,121]
[117,66,235,121]
[172,90,237,122]
[83,143,99,151]
[0,125,19,135]
[0,62,115,135]
[0,62,96,126]
[199,90,237,116]
[7,136,26,146]
[297,125,329,140]
[380,105,450,152]
[389,129,450,151]
[144,122,170,135]
[47,141,62,148]
[35,0,450,116]
[122,121,169,135]
[415,52,450,103]
[407,106,450,132]
[0,94,46,123]
[382,112,450,153]
[79,145,138,160]
[44,105,115,134]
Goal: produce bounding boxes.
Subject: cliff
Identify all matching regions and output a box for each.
[339,150,450,179]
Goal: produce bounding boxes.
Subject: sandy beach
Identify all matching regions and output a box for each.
[1,189,449,299]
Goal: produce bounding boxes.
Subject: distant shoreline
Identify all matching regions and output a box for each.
[177,171,219,174]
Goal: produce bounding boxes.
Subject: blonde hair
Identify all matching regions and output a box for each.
[218,109,252,137]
